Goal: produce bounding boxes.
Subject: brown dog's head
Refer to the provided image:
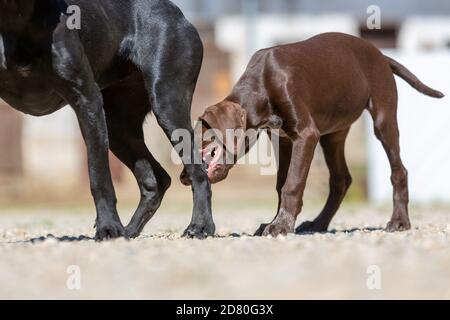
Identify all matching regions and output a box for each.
[200,100,247,184]
[180,100,247,185]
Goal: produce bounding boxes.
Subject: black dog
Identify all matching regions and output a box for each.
[0,0,215,240]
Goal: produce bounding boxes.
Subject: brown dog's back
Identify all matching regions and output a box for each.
[243,32,443,135]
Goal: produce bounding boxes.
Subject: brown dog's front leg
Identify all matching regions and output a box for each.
[255,127,320,237]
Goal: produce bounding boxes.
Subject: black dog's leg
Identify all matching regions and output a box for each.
[108,124,171,238]
[129,18,214,239]
[73,91,124,240]
[133,22,214,239]
[148,82,214,239]
[52,28,124,241]
[103,83,171,238]
[142,84,214,239]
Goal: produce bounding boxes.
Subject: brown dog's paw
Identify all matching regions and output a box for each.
[295,221,328,234]
[254,223,293,237]
[386,218,411,232]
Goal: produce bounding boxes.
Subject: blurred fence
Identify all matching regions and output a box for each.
[1,1,450,205]
[368,52,450,205]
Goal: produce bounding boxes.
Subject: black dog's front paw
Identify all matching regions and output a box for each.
[295,221,328,234]
[124,226,140,239]
[95,221,126,241]
[182,222,215,239]
[125,226,142,239]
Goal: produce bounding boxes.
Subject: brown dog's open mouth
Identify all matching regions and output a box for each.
[202,143,223,180]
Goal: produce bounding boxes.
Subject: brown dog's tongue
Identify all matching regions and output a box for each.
[202,144,223,178]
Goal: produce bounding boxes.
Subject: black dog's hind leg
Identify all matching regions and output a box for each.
[52,27,124,241]
[103,81,171,238]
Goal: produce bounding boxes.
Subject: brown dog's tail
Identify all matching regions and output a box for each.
[385,55,445,99]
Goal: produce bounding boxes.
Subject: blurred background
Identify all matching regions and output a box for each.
[2,1,450,300]
[1,0,449,211]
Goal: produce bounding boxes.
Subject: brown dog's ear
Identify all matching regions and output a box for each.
[199,105,222,132]
[236,104,247,130]
[199,101,247,134]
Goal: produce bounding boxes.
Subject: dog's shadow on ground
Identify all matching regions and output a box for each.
[220,227,386,238]
[12,234,94,244]
[305,227,386,235]
[8,227,386,244]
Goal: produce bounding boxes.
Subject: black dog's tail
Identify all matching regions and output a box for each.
[385,55,445,99]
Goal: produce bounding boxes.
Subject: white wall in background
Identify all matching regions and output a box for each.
[215,15,359,81]
[398,17,450,51]
[367,51,450,204]
[22,107,82,185]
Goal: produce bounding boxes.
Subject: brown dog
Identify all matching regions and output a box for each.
[183,32,444,237]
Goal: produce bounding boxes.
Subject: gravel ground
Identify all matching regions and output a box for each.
[0,204,449,300]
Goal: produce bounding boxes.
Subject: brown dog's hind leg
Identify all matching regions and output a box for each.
[296,129,352,233]
[103,81,172,239]
[368,97,411,232]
